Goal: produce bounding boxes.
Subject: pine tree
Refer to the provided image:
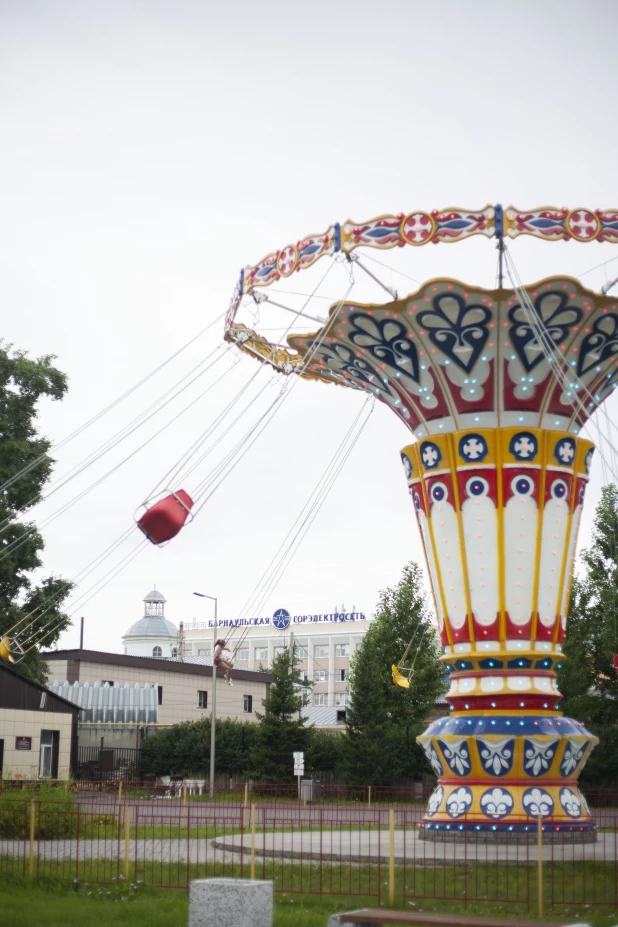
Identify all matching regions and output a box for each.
[559,484,618,784]
[0,344,73,684]
[341,562,446,785]
[249,646,309,782]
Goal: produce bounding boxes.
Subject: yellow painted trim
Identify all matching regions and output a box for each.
[552,472,578,645]
[496,431,506,644]
[530,433,548,641]
[446,433,475,643]
[410,445,454,649]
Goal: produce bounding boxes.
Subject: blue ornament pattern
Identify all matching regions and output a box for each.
[522,787,554,818]
[421,741,443,777]
[509,432,538,461]
[437,738,471,777]
[427,786,444,817]
[523,738,559,777]
[445,786,473,819]
[420,441,442,470]
[346,314,421,384]
[458,433,489,463]
[560,739,589,777]
[559,787,582,819]
[554,437,576,466]
[417,293,491,373]
[577,313,618,376]
[509,291,583,372]
[480,787,514,820]
[476,737,515,777]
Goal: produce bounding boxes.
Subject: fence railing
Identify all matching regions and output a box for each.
[0,796,617,915]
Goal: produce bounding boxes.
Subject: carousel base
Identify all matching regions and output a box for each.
[419,822,597,844]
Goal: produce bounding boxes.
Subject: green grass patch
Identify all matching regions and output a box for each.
[1,853,617,921]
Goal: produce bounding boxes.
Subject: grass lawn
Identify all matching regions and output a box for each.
[1,877,617,927]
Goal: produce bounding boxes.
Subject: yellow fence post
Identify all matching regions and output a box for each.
[368,785,372,810]
[250,804,256,880]
[182,783,188,832]
[117,780,122,831]
[243,782,248,830]
[537,813,543,918]
[28,800,35,879]
[124,804,131,882]
[389,809,395,906]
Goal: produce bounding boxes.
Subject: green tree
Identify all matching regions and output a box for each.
[559,484,618,784]
[341,562,446,785]
[0,343,72,684]
[249,647,309,782]
[139,717,259,777]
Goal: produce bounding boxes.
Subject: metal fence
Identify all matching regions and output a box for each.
[76,747,142,782]
[0,794,617,916]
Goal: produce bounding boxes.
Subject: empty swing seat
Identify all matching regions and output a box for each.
[137,490,194,545]
[392,664,411,689]
[614,655,618,672]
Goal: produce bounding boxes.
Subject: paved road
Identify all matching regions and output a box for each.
[2,830,616,865]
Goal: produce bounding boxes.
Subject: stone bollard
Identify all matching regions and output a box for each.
[189,878,273,927]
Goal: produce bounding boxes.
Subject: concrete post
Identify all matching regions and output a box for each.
[189,878,273,927]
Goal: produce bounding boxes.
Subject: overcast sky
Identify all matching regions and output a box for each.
[2,0,618,654]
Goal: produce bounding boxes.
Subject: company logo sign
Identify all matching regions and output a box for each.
[273,608,291,630]
[208,609,367,629]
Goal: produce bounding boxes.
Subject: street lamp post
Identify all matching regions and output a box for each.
[193,591,218,800]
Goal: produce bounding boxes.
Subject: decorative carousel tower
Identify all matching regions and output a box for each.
[225,204,618,840]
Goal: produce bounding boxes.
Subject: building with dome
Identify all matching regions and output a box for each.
[121,589,179,659]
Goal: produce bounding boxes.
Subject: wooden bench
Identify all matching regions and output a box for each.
[334,911,575,927]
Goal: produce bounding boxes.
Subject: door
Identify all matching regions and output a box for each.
[39,730,59,779]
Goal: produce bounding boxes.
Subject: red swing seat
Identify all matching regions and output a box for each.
[613,655,618,673]
[137,490,194,545]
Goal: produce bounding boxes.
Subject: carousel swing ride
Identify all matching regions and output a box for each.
[2,203,618,842]
[216,203,618,840]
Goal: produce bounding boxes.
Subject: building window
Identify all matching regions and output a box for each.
[337,669,349,682]
[39,692,47,709]
[198,690,208,708]
[244,695,253,713]
[296,645,308,659]
[274,646,286,657]
[171,647,178,658]
[237,648,249,661]
[336,709,347,723]
[335,643,350,657]
[198,649,211,657]
[255,647,268,661]
[315,645,329,658]
[152,646,162,658]
[157,685,163,705]
[314,670,328,683]
[335,693,348,706]
[314,693,328,707]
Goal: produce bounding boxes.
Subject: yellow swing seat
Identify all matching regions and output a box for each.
[0,636,15,663]
[392,664,412,689]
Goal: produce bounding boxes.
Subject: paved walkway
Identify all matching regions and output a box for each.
[1,830,616,865]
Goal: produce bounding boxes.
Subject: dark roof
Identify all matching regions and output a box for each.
[43,649,272,685]
[0,660,79,715]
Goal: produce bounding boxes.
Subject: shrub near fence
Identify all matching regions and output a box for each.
[0,796,617,916]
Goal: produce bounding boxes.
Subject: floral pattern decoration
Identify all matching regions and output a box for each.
[522,787,554,818]
[480,787,514,820]
[437,738,471,777]
[476,738,515,777]
[445,786,473,819]
[523,738,559,777]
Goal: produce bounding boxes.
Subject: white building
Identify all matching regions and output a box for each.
[122,589,179,659]
[183,606,372,709]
